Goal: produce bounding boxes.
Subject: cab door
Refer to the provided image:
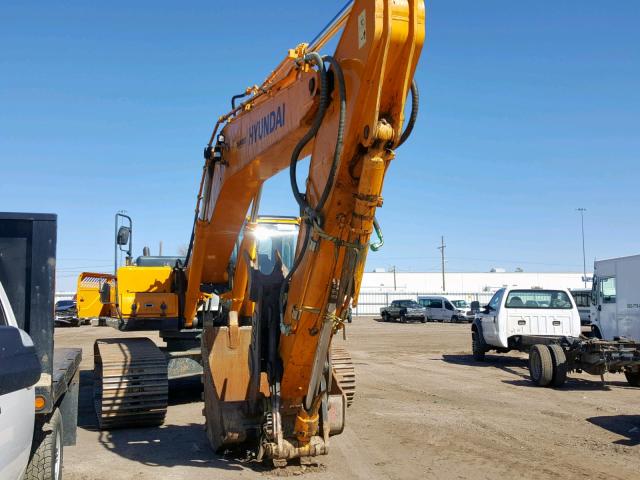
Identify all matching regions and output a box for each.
[444,299,456,322]
[430,298,444,321]
[480,289,504,346]
[418,299,432,321]
[0,283,36,480]
[594,276,617,340]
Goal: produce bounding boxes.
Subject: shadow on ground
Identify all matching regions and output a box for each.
[76,369,306,472]
[441,354,629,391]
[442,353,530,380]
[502,378,612,391]
[372,317,434,324]
[77,370,204,429]
[587,415,640,446]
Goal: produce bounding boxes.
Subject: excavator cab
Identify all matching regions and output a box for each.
[253,217,298,275]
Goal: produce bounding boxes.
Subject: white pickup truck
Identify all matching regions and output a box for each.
[471,287,640,388]
[471,287,581,359]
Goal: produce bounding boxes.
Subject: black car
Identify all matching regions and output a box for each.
[55,299,78,326]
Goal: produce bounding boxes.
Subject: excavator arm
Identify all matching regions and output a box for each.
[186,0,425,463]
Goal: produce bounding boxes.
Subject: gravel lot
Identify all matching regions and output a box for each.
[56,316,640,480]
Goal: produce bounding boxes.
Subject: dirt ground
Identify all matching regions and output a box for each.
[56,317,640,480]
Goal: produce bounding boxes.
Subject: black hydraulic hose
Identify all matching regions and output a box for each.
[279,226,311,327]
[397,80,419,147]
[289,52,329,218]
[280,52,329,328]
[231,92,248,110]
[316,55,346,215]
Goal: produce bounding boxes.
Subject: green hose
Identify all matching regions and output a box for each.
[370,217,384,251]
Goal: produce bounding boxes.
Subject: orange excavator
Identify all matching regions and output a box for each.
[93,0,424,465]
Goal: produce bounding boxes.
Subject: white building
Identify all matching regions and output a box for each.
[353,271,591,315]
[360,271,590,293]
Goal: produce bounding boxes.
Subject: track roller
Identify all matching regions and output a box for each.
[94,337,168,429]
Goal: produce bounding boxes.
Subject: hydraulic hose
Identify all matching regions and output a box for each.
[370,217,384,251]
[279,226,311,333]
[289,52,329,219]
[316,55,346,214]
[281,52,334,331]
[397,80,419,147]
[231,92,249,110]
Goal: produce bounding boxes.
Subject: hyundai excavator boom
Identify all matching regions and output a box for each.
[188,0,425,464]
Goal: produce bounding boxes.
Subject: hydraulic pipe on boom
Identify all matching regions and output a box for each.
[182,0,425,464]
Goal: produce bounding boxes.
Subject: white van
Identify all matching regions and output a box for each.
[418,295,467,323]
[471,287,581,358]
[591,254,640,341]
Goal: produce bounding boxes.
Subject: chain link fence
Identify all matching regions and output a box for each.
[353,291,495,316]
[56,290,495,317]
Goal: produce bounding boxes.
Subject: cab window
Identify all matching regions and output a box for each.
[505,290,572,309]
[571,292,591,308]
[430,299,443,309]
[488,289,504,311]
[600,277,616,304]
[445,300,454,311]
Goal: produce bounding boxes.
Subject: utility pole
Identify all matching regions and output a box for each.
[438,236,446,292]
[159,240,163,256]
[392,265,397,291]
[577,208,587,287]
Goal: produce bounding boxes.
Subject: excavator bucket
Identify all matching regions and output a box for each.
[202,313,268,451]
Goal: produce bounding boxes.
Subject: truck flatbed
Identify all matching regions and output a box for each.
[51,348,82,405]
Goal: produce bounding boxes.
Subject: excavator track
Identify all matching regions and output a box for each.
[94,337,168,429]
[331,345,356,407]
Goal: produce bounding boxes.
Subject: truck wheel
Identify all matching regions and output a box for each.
[399,314,407,323]
[420,316,427,323]
[25,408,63,480]
[624,371,640,387]
[471,331,486,361]
[529,344,553,387]
[548,344,568,387]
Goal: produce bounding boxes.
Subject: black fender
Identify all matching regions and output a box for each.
[472,318,484,340]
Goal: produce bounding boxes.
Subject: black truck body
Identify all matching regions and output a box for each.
[380,299,427,323]
[0,212,81,446]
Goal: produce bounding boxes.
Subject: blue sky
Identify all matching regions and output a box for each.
[1,1,639,291]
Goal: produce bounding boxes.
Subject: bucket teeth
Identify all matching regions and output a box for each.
[94,337,168,429]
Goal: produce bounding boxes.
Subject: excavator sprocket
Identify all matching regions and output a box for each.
[94,337,168,429]
[331,345,356,407]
